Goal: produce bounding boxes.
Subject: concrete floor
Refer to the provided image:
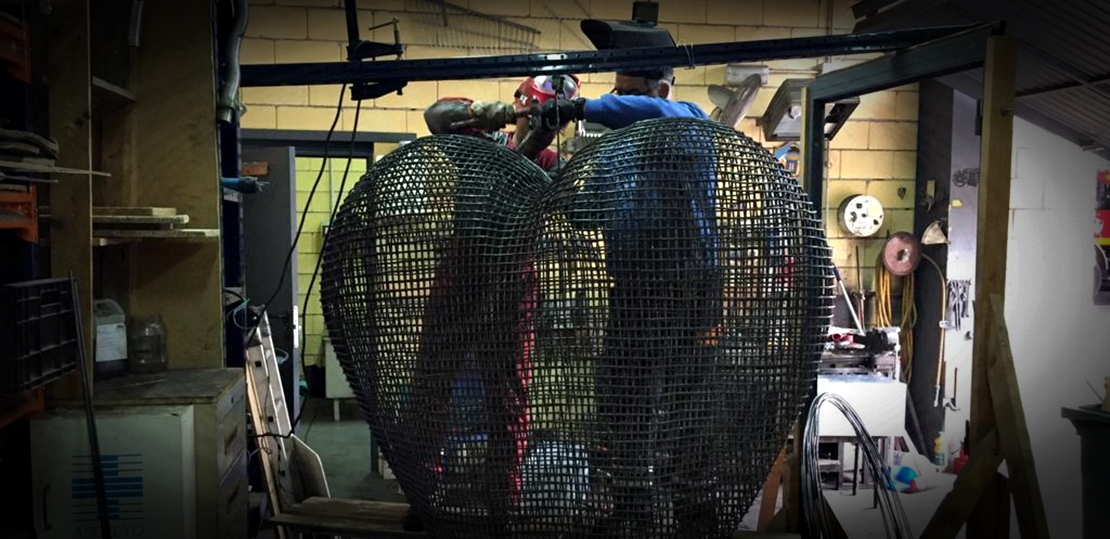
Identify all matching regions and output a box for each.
[268,397,955,537]
[296,398,406,503]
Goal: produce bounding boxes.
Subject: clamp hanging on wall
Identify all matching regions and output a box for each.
[837,194,885,238]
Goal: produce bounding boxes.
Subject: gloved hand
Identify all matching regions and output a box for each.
[535,98,586,130]
[451,100,517,130]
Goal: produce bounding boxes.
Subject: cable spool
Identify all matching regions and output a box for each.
[881,231,922,276]
[837,194,885,237]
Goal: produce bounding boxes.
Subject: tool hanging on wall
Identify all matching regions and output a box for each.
[919,254,948,408]
[833,265,865,333]
[947,279,971,330]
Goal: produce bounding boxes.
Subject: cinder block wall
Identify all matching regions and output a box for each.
[242,0,919,364]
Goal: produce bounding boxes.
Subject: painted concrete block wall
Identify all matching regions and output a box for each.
[241,0,919,359]
[940,115,1110,538]
[291,156,368,365]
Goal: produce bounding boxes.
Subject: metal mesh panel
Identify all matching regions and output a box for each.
[321,119,834,539]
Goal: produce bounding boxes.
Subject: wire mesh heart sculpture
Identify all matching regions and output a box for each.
[320,118,834,539]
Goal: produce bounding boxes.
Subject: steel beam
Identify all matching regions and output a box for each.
[803,22,1002,211]
[240,25,978,88]
[807,22,1001,103]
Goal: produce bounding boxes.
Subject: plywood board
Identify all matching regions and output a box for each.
[40,206,178,216]
[94,228,217,240]
[97,206,177,216]
[93,214,189,226]
[42,214,190,226]
[47,0,94,401]
[0,127,59,155]
[130,1,223,369]
[95,72,138,208]
[0,159,108,176]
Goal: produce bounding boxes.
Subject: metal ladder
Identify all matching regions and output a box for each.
[244,311,330,539]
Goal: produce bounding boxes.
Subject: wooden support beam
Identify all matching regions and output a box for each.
[46,0,94,401]
[758,447,787,530]
[782,422,803,533]
[967,32,1017,539]
[987,294,1050,539]
[919,429,1003,539]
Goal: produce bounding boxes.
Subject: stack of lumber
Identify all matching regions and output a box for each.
[40,206,219,245]
[0,129,59,169]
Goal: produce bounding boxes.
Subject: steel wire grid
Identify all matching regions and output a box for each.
[321,119,834,539]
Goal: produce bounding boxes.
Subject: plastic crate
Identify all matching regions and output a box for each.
[0,278,78,395]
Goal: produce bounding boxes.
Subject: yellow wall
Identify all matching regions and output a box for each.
[244,0,919,344]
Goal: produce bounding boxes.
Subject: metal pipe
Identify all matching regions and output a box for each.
[218,0,249,124]
[70,273,112,539]
[127,0,144,47]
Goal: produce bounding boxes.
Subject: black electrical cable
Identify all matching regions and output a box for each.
[801,392,914,539]
[243,83,347,344]
[290,95,364,436]
[245,83,345,445]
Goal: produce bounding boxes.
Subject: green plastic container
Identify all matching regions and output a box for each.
[1062,404,1110,539]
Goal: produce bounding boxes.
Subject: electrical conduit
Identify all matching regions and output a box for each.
[218,0,249,124]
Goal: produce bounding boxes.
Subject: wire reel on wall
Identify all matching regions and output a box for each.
[837,194,885,238]
[881,231,922,276]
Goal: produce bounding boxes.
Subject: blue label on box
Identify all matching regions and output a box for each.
[70,454,144,524]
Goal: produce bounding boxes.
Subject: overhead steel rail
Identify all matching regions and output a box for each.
[802,21,1004,210]
[239,24,980,88]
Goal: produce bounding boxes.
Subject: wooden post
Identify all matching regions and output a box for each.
[967,33,1016,539]
[758,447,787,530]
[47,0,94,400]
[919,429,1003,539]
[986,294,1051,539]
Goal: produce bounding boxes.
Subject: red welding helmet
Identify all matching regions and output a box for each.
[513,74,580,110]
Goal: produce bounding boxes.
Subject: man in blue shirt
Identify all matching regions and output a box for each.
[533,65,708,129]
[532,22,725,536]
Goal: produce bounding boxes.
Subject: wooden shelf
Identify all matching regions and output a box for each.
[92,75,135,103]
[93,227,220,246]
[46,1,227,402]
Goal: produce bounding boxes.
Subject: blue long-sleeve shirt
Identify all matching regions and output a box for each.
[569,97,722,328]
[582,94,709,129]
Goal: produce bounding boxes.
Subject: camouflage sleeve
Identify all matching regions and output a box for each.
[423,99,474,135]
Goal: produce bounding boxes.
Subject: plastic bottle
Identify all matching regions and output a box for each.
[127,315,167,374]
[933,431,946,468]
[93,299,129,380]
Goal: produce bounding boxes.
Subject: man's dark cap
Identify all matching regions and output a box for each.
[580,19,676,80]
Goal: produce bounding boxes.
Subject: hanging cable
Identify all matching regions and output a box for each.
[244,84,347,342]
[291,96,364,435]
[247,84,347,444]
[874,251,916,381]
[801,392,914,539]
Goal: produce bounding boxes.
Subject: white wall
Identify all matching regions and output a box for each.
[1006,116,1109,538]
[945,115,1110,538]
